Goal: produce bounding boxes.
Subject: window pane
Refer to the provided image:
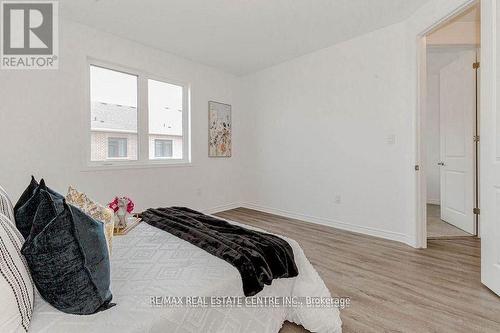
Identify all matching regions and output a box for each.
[154,139,173,158]
[108,137,128,158]
[90,65,138,161]
[148,79,183,159]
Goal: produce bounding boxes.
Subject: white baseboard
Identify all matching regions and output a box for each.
[203,202,242,215]
[202,202,412,247]
[240,203,410,246]
[427,199,440,205]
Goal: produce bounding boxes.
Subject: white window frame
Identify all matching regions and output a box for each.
[85,58,191,170]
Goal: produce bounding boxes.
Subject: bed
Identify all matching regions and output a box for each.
[29,216,342,333]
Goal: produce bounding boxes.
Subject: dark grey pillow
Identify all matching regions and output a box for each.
[21,189,113,315]
[14,178,63,239]
[13,176,38,214]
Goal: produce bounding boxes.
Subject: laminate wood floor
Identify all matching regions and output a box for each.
[215,208,500,333]
[427,204,472,239]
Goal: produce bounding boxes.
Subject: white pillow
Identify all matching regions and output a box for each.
[0,185,15,222]
[0,213,34,332]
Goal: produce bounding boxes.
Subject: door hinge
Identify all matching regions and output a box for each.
[473,135,480,143]
[473,62,480,69]
[473,207,480,215]
[415,165,420,171]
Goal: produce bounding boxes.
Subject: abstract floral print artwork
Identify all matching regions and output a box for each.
[209,101,232,157]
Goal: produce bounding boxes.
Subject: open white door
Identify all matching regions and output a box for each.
[480,0,500,296]
[439,50,476,234]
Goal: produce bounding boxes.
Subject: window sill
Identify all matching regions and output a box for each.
[82,161,193,172]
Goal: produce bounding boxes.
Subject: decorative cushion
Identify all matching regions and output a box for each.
[66,186,114,254]
[14,178,63,239]
[21,190,113,315]
[0,184,15,222]
[0,213,34,332]
[12,176,38,217]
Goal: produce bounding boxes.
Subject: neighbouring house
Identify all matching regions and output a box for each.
[90,101,183,161]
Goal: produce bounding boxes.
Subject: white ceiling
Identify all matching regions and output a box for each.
[61,0,430,76]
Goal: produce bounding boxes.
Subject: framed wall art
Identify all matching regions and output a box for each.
[209,101,232,157]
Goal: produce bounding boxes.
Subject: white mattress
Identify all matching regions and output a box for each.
[29,218,342,333]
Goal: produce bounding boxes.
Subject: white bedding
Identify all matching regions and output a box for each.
[29,218,342,333]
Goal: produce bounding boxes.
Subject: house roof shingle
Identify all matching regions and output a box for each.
[91,101,183,136]
[91,102,137,132]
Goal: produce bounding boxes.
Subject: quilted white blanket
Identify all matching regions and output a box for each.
[29,218,342,333]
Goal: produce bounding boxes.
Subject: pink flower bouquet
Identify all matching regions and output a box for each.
[108,196,134,214]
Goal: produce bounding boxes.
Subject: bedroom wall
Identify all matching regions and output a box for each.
[238,0,474,247]
[0,19,242,212]
[238,22,414,244]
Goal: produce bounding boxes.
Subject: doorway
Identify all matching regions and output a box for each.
[415,0,500,296]
[426,45,479,238]
[419,2,481,242]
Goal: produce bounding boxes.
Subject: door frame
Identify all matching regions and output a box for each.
[415,0,490,248]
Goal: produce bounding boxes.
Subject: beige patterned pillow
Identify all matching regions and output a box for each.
[66,186,114,254]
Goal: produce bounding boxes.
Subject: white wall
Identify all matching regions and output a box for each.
[0,19,242,213]
[238,22,414,244]
[238,0,474,247]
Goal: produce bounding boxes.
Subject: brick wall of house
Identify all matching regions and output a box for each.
[148,135,183,159]
[91,131,138,161]
[91,131,182,161]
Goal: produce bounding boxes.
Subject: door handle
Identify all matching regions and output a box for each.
[438,162,445,166]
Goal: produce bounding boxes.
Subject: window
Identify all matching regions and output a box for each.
[88,62,190,167]
[108,137,128,158]
[90,65,138,161]
[148,79,184,160]
[154,139,173,158]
